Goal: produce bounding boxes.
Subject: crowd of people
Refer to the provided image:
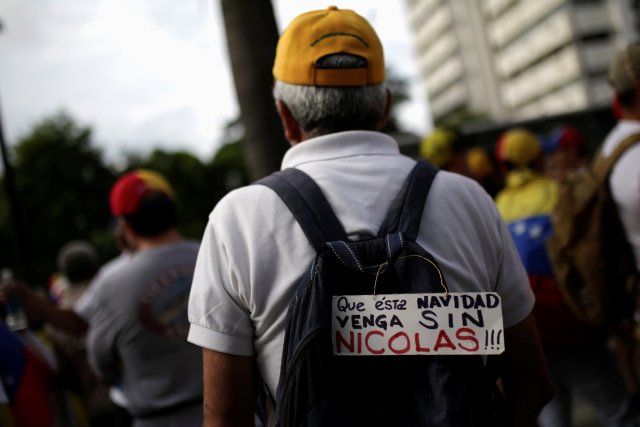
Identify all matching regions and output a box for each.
[0,6,639,427]
[418,43,640,426]
[1,170,203,427]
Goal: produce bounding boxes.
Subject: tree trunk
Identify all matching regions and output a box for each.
[220,0,288,181]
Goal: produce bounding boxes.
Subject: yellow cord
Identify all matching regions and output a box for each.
[373,262,388,299]
[372,255,448,299]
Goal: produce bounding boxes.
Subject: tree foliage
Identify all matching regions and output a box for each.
[126,149,223,240]
[0,112,117,284]
[435,107,488,130]
[0,112,250,285]
[0,62,414,284]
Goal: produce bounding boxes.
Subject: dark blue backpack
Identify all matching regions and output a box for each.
[258,160,504,427]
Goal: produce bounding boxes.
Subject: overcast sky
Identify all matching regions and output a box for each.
[0,1,431,165]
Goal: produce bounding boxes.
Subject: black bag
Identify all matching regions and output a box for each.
[258,160,503,427]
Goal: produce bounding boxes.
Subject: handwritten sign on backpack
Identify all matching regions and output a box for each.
[332,292,504,356]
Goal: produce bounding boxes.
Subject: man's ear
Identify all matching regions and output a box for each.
[376,87,393,130]
[275,100,302,145]
[118,218,137,249]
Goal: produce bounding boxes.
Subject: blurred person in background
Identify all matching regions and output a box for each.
[422,129,504,197]
[73,221,136,426]
[600,43,640,406]
[86,169,203,427]
[1,225,136,427]
[419,127,467,174]
[0,322,58,427]
[0,272,61,426]
[495,128,637,427]
[46,240,116,427]
[0,170,202,427]
[542,125,589,182]
[465,146,503,198]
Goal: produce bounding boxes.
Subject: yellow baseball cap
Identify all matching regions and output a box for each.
[419,128,457,167]
[273,6,385,87]
[110,169,176,217]
[495,128,541,167]
[466,148,495,179]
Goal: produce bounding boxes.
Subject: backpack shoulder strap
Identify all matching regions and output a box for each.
[256,168,348,253]
[593,132,640,182]
[378,160,439,241]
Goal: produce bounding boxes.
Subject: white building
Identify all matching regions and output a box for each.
[405,0,640,123]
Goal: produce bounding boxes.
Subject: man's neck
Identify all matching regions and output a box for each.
[620,95,640,121]
[621,111,640,121]
[135,229,183,251]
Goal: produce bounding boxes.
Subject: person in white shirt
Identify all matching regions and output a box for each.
[602,44,640,273]
[187,7,553,427]
[601,43,640,405]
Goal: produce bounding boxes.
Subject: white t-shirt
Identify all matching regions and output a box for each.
[74,252,133,409]
[87,241,203,418]
[74,252,133,322]
[601,120,640,270]
[188,131,533,395]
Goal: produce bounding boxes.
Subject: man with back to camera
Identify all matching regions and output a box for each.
[187,7,553,427]
[86,169,203,427]
[600,43,640,402]
[603,43,640,297]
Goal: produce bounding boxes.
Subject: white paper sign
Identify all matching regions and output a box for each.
[331,292,504,356]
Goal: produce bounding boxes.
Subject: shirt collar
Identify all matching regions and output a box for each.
[617,119,640,131]
[602,119,640,156]
[281,131,400,169]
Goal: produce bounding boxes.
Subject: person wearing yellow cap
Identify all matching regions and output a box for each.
[187,7,552,426]
[419,127,466,173]
[494,129,638,427]
[465,147,503,198]
[494,128,557,221]
[421,130,503,196]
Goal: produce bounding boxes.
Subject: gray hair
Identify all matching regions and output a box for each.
[273,54,387,137]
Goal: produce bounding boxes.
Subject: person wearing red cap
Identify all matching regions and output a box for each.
[543,125,588,182]
[188,7,552,427]
[85,169,203,426]
[0,170,202,427]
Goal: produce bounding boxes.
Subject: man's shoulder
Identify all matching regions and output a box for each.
[432,169,495,206]
[74,255,130,316]
[602,120,640,155]
[165,239,200,255]
[98,252,133,277]
[213,178,293,221]
[605,122,640,177]
[132,241,201,271]
[435,168,482,187]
